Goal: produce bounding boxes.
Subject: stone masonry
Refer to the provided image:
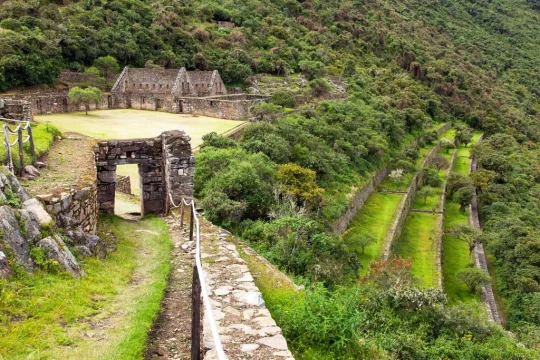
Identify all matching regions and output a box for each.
[94,130,194,216]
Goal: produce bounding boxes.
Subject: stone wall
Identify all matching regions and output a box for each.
[333,167,388,234]
[382,140,443,260]
[128,93,176,112]
[177,94,268,120]
[116,175,131,195]
[0,99,33,122]
[1,93,113,115]
[94,131,194,216]
[37,182,99,235]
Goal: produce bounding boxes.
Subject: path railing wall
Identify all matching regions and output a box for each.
[1,119,36,175]
[170,195,227,360]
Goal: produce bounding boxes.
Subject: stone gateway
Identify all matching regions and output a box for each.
[94,130,194,216]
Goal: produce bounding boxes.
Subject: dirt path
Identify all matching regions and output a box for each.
[145,215,194,360]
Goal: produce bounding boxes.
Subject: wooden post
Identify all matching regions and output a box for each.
[3,126,13,174]
[17,127,24,176]
[190,207,201,360]
[180,202,185,229]
[27,125,36,163]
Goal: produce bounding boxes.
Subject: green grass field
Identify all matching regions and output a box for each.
[343,192,403,275]
[392,212,440,287]
[441,132,483,302]
[0,215,171,360]
[35,109,244,148]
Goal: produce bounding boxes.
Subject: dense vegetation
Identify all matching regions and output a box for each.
[1,0,539,357]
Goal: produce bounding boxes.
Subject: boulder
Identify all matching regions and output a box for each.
[35,162,47,169]
[74,245,93,257]
[0,206,34,270]
[38,235,85,277]
[0,168,31,202]
[0,246,12,279]
[18,209,42,243]
[65,228,100,250]
[22,198,53,227]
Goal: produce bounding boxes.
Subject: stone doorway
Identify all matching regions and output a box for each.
[156,98,162,110]
[94,130,194,216]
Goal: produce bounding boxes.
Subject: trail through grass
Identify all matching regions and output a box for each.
[0,215,172,359]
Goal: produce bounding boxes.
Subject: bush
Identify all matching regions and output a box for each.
[271,91,296,108]
[309,78,331,97]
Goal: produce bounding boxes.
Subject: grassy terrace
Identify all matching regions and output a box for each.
[343,192,403,275]
[343,124,449,275]
[393,212,440,287]
[0,216,172,359]
[392,130,456,287]
[442,132,483,303]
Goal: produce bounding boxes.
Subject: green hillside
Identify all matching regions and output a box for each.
[1,0,539,358]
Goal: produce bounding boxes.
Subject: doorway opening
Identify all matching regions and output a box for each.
[115,164,142,219]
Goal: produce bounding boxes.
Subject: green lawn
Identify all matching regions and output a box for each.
[343,192,403,275]
[442,202,476,303]
[392,212,440,287]
[0,215,172,359]
[35,109,244,148]
[441,132,483,303]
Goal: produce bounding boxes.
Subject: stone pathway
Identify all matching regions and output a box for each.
[187,220,294,360]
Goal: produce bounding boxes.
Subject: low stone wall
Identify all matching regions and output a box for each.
[178,95,267,120]
[2,93,114,115]
[333,167,388,234]
[37,182,99,235]
[0,99,33,122]
[382,140,443,260]
[116,175,131,195]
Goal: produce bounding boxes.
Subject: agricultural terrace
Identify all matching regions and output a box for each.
[343,124,450,276]
[442,132,483,303]
[392,129,456,287]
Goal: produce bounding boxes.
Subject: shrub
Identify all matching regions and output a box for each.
[271,91,296,108]
[309,78,331,97]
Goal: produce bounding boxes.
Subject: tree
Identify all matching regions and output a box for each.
[456,268,491,293]
[349,233,376,254]
[93,56,119,85]
[271,91,296,108]
[276,163,324,203]
[342,59,356,77]
[299,60,325,80]
[68,86,102,115]
[430,155,450,172]
[453,186,475,212]
[389,169,405,189]
[452,225,483,256]
[441,138,455,153]
[470,169,496,193]
[250,102,282,121]
[417,186,434,203]
[422,168,442,187]
[309,78,331,97]
[455,127,473,147]
[446,173,473,199]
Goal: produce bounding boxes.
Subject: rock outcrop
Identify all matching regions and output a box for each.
[0,167,95,278]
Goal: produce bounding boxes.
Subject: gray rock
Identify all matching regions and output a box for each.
[240,344,260,352]
[35,162,47,169]
[257,335,288,350]
[0,248,12,279]
[24,165,40,177]
[74,245,93,257]
[66,229,99,250]
[18,209,42,243]
[22,198,53,227]
[38,235,85,277]
[1,169,31,202]
[0,206,33,270]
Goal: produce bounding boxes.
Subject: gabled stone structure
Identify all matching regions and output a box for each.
[112,67,227,98]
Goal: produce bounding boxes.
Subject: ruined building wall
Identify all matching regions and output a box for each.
[0,99,33,122]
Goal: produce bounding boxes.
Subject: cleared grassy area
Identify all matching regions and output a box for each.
[442,202,476,303]
[0,122,60,169]
[35,109,245,148]
[392,212,440,287]
[441,132,483,303]
[0,215,172,359]
[343,192,403,275]
[378,172,413,192]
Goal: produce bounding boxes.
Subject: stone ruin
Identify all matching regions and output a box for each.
[94,130,194,216]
